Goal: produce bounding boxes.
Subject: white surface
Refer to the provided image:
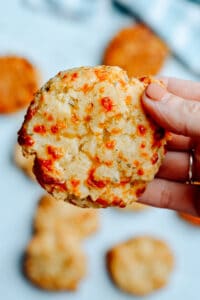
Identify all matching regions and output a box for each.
[0,1,199,299]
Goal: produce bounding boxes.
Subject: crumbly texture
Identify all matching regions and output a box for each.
[107,236,174,296]
[178,212,200,226]
[34,194,99,238]
[18,65,168,208]
[0,56,39,114]
[103,24,169,78]
[14,143,35,180]
[24,231,86,290]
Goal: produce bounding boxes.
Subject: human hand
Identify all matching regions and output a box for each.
[139,77,200,216]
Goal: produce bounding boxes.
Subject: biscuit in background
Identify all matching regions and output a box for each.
[0,55,39,114]
[178,212,200,226]
[24,230,86,291]
[34,194,99,238]
[14,143,35,180]
[107,236,174,296]
[18,66,169,208]
[103,24,169,78]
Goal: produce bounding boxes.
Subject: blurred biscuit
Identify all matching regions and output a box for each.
[178,212,200,226]
[24,230,86,290]
[34,194,99,238]
[107,236,174,296]
[0,55,39,114]
[14,143,35,180]
[18,66,168,208]
[103,24,169,77]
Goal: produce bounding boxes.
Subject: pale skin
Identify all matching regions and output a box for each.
[138,77,200,216]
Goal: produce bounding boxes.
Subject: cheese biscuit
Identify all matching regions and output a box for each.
[24,231,86,290]
[0,56,39,114]
[178,212,200,226]
[103,25,169,77]
[107,236,174,295]
[18,66,168,208]
[34,194,99,238]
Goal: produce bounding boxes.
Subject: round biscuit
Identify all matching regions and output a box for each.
[107,236,174,296]
[178,212,200,226]
[103,24,169,77]
[0,56,39,114]
[34,194,99,238]
[24,231,86,290]
[18,66,168,208]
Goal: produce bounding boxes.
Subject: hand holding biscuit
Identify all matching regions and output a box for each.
[140,77,200,216]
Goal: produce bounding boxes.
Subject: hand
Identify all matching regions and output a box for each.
[138,77,200,216]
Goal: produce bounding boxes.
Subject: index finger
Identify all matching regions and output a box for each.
[160,77,200,101]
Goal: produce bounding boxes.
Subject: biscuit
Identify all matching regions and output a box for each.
[178,212,200,226]
[0,56,39,114]
[24,231,86,290]
[18,66,168,208]
[107,236,174,296]
[14,143,35,180]
[103,24,169,78]
[34,194,99,238]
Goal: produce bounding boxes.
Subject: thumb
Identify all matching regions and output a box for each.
[142,83,200,138]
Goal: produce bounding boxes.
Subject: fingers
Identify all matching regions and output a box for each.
[193,144,200,181]
[160,77,200,101]
[167,134,193,151]
[139,178,199,216]
[157,151,189,182]
[142,83,200,137]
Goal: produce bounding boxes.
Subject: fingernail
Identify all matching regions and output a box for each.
[146,83,167,101]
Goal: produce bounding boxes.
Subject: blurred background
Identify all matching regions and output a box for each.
[0,0,200,299]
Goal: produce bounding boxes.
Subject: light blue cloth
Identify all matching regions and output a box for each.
[116,0,200,76]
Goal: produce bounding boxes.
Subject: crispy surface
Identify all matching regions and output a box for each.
[14,143,35,180]
[178,212,200,226]
[0,56,39,114]
[24,231,86,290]
[107,236,174,296]
[103,24,169,77]
[34,194,99,238]
[18,66,168,208]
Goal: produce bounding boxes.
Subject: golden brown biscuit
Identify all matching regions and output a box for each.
[103,24,169,77]
[34,194,99,238]
[0,56,39,114]
[178,212,200,226]
[107,236,174,296]
[18,66,169,208]
[24,231,86,290]
[14,143,35,180]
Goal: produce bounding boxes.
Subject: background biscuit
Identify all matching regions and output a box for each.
[178,212,200,226]
[0,56,39,114]
[103,24,169,77]
[107,236,174,296]
[34,194,99,238]
[24,230,86,291]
